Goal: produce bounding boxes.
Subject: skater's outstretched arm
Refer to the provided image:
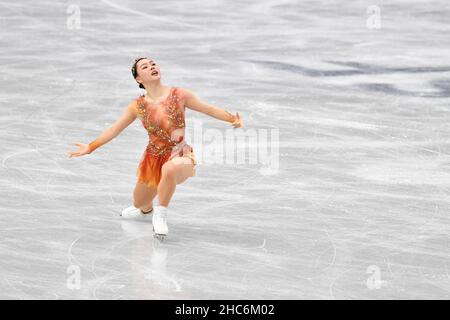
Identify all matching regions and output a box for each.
[67,101,138,158]
[181,88,244,128]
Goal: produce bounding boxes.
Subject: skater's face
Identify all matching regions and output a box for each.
[135,59,161,86]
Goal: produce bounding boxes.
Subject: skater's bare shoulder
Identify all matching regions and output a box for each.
[176,87,198,104]
[177,87,209,113]
[176,87,194,96]
[127,99,140,116]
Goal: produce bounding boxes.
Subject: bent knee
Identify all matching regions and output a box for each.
[161,164,177,181]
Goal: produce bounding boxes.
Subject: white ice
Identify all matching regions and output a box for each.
[0,0,449,299]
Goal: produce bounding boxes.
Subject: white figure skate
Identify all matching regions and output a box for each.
[152,206,169,241]
[120,206,153,221]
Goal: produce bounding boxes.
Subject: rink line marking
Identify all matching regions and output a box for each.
[100,0,204,30]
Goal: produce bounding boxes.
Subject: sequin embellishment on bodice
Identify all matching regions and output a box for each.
[136,87,186,158]
[134,87,195,188]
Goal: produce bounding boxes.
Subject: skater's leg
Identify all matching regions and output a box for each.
[153,157,195,239]
[157,157,195,206]
[133,181,158,213]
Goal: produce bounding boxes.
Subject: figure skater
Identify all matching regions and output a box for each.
[67,57,244,240]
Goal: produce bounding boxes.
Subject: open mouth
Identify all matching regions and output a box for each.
[151,71,159,76]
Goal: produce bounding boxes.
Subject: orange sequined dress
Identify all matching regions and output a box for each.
[135,87,197,188]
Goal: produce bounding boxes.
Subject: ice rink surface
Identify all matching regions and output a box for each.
[0,0,449,299]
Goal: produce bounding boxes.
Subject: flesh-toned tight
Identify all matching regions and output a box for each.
[133,155,196,212]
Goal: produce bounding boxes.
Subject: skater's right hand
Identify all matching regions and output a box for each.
[67,142,91,158]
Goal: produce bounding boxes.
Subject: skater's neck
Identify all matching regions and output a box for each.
[144,82,170,100]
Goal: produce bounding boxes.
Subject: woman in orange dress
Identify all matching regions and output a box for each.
[67,57,244,239]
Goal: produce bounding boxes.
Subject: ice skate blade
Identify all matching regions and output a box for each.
[152,227,167,241]
[153,233,167,241]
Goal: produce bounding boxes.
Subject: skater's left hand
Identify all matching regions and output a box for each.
[67,142,91,158]
[231,112,244,129]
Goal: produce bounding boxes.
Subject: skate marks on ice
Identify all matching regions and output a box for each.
[99,0,205,31]
[64,224,182,299]
[0,0,450,299]
[245,59,450,97]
